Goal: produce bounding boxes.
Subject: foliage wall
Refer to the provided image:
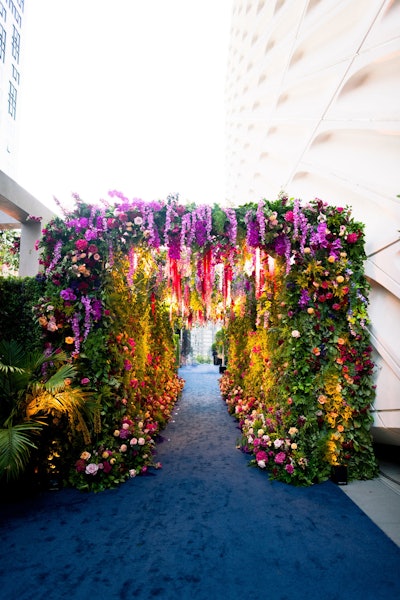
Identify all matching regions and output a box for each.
[0,276,44,350]
[31,192,377,488]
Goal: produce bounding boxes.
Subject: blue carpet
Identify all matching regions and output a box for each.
[1,365,399,600]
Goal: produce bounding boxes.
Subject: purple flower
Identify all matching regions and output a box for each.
[299,289,311,308]
[60,288,77,301]
[274,235,288,256]
[194,220,207,247]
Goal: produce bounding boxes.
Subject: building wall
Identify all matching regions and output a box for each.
[0,0,25,179]
[225,0,400,444]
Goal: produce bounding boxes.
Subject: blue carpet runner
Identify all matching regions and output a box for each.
[1,365,399,600]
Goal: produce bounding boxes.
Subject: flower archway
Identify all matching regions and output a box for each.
[35,191,377,490]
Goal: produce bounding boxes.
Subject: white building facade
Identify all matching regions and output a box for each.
[225,0,400,445]
[0,0,24,178]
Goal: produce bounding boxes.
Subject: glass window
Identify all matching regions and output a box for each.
[8,80,17,119]
[7,1,21,26]
[0,23,5,62]
[0,3,6,21]
[12,63,19,83]
[11,24,19,62]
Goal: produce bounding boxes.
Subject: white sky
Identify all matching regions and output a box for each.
[17,0,232,211]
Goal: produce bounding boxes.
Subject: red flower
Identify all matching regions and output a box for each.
[346,232,358,244]
[75,459,86,473]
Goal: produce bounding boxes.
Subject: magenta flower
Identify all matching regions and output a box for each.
[274,451,286,465]
[256,450,268,462]
[346,232,359,244]
[75,239,88,251]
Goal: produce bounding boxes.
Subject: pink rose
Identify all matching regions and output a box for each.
[85,463,99,475]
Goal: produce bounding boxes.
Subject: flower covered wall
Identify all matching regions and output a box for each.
[36,192,377,489]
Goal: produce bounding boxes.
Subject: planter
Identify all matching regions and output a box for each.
[331,465,348,485]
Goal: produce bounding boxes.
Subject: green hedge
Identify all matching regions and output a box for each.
[0,276,45,350]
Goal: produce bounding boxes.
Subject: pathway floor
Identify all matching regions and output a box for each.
[1,365,400,600]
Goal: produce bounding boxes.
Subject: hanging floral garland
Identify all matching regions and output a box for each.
[35,191,377,489]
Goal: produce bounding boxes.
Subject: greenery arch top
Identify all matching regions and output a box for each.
[30,191,377,490]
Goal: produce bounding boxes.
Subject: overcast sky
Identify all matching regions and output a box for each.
[17,0,232,211]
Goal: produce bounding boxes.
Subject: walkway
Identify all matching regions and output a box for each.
[1,365,400,600]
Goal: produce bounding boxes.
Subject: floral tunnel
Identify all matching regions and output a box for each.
[34,191,377,491]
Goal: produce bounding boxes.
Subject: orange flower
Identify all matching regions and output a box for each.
[337,338,345,345]
[312,347,321,356]
[65,336,74,344]
[337,424,344,432]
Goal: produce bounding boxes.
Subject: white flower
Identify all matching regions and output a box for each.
[257,460,266,468]
[134,216,143,225]
[129,469,137,478]
[291,330,301,338]
[274,439,283,448]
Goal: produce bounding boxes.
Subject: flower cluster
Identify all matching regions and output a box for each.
[36,192,376,489]
[71,416,162,492]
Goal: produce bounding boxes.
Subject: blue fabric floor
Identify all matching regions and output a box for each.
[1,364,399,600]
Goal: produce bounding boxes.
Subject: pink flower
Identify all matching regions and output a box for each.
[85,463,99,475]
[256,450,268,462]
[80,377,90,385]
[274,451,286,465]
[285,464,294,474]
[119,444,128,452]
[284,210,294,222]
[75,239,88,251]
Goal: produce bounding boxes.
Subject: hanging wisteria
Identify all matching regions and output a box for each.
[34,191,377,489]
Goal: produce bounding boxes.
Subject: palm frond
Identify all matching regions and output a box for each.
[0,339,26,369]
[0,422,43,481]
[44,363,78,393]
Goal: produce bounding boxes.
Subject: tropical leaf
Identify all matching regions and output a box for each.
[0,422,43,481]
